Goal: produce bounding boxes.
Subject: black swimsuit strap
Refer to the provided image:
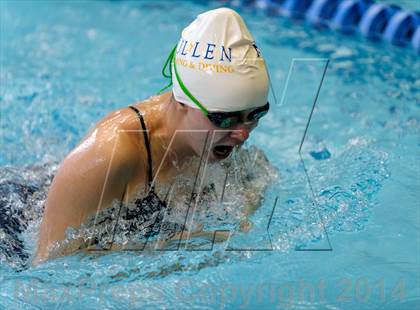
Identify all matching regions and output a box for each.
[129,106,153,187]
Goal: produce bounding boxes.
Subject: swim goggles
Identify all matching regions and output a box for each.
[158,45,270,129]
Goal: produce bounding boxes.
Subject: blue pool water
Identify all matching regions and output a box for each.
[1,0,419,309]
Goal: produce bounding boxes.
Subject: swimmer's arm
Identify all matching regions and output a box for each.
[33,128,137,265]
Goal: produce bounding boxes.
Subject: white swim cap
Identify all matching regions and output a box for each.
[168,7,269,113]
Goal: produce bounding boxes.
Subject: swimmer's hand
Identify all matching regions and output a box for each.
[172,228,230,243]
[79,221,248,254]
[152,225,231,250]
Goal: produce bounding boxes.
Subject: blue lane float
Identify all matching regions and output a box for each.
[359,3,400,39]
[305,0,339,26]
[412,25,420,53]
[330,0,371,33]
[234,0,420,53]
[279,0,313,17]
[383,10,420,45]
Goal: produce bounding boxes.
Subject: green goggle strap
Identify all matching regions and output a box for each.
[158,45,208,116]
[157,46,176,93]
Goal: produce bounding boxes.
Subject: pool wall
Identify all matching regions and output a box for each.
[228,0,420,53]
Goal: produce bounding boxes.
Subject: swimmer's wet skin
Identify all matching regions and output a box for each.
[34,7,271,264]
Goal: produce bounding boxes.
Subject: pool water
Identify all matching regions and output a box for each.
[1,0,419,309]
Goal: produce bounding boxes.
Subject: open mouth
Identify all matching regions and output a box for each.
[212,145,234,159]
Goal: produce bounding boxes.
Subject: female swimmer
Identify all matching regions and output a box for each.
[35,8,270,263]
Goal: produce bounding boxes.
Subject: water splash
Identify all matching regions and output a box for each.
[0,146,279,270]
[0,140,389,283]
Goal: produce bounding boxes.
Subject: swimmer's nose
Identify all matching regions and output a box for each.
[230,124,252,142]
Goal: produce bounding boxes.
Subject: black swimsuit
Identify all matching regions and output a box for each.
[0,182,35,265]
[91,105,222,245]
[89,106,182,247]
[120,105,176,239]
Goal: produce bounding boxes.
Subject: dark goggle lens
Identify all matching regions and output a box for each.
[247,102,270,122]
[248,109,268,121]
[208,114,238,128]
[207,102,269,128]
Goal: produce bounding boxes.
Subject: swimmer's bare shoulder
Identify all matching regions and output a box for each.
[34,104,146,264]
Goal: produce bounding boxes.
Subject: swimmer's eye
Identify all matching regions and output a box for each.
[207,102,269,128]
[207,113,238,128]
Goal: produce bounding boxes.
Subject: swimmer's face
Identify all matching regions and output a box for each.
[178,102,259,161]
